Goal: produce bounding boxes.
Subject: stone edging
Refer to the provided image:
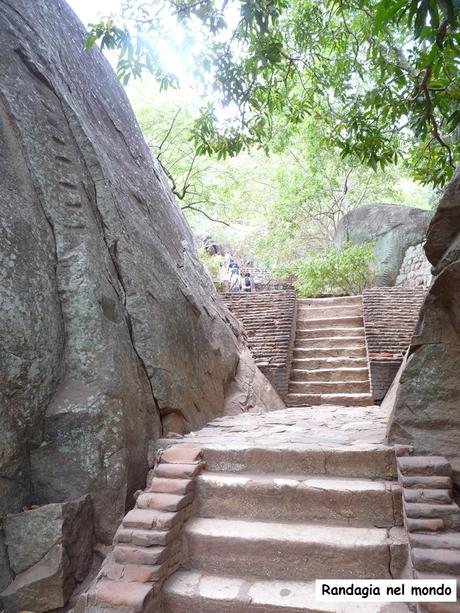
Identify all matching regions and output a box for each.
[76,444,205,612]
[396,447,460,612]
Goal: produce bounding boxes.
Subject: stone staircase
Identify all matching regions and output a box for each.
[286,296,373,407]
[162,416,409,612]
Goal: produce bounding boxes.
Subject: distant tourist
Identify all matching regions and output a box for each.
[229,273,242,292]
[229,261,239,276]
[243,272,255,293]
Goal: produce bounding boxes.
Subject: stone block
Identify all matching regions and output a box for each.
[123,508,178,530]
[136,492,193,512]
[113,545,168,566]
[160,445,203,464]
[91,579,152,611]
[154,463,203,479]
[1,496,93,612]
[401,475,452,490]
[398,456,451,477]
[149,477,193,495]
[114,524,181,547]
[405,518,444,532]
[104,561,167,583]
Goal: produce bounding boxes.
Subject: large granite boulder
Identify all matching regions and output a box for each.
[335,204,433,285]
[1,497,93,611]
[0,3,281,601]
[387,169,460,485]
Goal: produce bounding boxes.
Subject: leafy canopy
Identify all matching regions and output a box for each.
[275,242,375,297]
[87,0,460,187]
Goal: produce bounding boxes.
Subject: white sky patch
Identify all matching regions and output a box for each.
[66,0,245,123]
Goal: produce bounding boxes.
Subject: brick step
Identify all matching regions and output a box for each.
[163,571,409,613]
[85,579,156,612]
[182,517,407,581]
[195,471,400,527]
[293,346,367,358]
[285,391,374,407]
[291,356,368,370]
[290,367,370,382]
[298,296,363,306]
[288,380,371,394]
[296,305,362,319]
[296,315,363,329]
[172,442,398,479]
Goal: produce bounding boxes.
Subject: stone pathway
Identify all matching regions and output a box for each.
[286,296,373,407]
[160,405,410,612]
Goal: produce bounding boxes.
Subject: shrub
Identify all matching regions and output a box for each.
[276,242,375,297]
[197,248,224,280]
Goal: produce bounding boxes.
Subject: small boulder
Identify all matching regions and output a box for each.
[1,496,93,612]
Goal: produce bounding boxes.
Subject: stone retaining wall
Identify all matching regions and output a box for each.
[395,243,432,288]
[221,291,297,400]
[362,287,427,402]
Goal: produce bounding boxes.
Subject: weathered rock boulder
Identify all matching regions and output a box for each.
[335,204,433,285]
[1,497,93,611]
[0,2,281,605]
[387,169,460,485]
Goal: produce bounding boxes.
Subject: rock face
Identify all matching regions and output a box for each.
[335,204,432,286]
[1,497,93,611]
[388,168,460,486]
[0,3,280,603]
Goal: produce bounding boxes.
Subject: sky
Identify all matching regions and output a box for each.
[67,0,121,24]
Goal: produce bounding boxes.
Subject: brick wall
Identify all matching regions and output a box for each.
[222,290,297,399]
[362,287,427,401]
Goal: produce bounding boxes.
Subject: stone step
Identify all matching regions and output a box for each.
[293,346,367,358]
[409,531,460,550]
[183,517,407,580]
[290,367,370,383]
[296,315,363,329]
[298,296,363,306]
[397,456,452,477]
[296,326,365,339]
[285,392,374,407]
[163,570,410,613]
[400,475,453,490]
[291,356,368,370]
[195,471,400,527]
[411,547,460,575]
[294,335,366,348]
[296,305,362,319]
[288,380,371,394]
[191,442,397,480]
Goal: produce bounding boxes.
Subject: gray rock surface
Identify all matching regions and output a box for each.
[1,497,93,611]
[387,168,460,486]
[0,0,279,592]
[335,204,432,285]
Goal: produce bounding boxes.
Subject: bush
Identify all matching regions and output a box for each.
[197,248,224,280]
[276,243,375,297]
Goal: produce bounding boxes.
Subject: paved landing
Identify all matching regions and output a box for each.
[171,404,388,449]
